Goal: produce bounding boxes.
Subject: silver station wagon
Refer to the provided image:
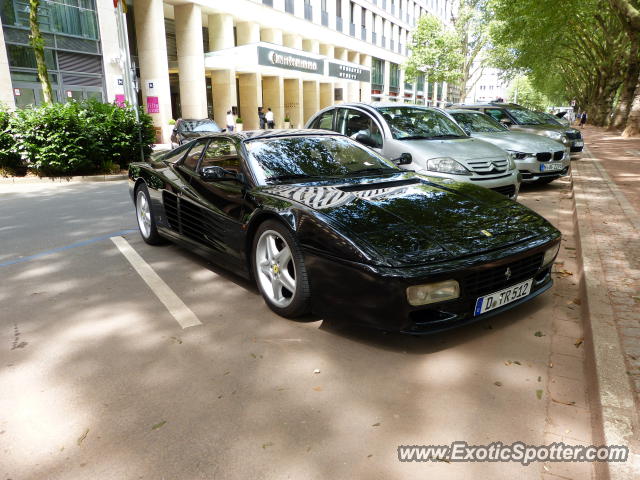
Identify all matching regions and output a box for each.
[448,109,571,184]
[306,103,521,199]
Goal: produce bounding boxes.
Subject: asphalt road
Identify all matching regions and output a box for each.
[0,177,591,480]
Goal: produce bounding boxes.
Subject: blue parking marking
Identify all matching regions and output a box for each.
[0,229,137,268]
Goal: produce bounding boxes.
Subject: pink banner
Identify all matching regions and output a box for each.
[115,94,126,108]
[147,96,159,114]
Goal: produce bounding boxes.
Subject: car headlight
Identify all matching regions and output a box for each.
[542,242,561,266]
[426,157,471,175]
[507,150,528,160]
[407,280,460,306]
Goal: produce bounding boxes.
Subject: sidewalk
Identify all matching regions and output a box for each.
[571,127,640,479]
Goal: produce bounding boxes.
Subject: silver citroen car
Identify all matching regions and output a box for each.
[306,103,521,199]
[448,109,571,184]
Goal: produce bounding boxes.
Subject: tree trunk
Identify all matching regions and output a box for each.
[622,79,640,137]
[611,40,639,130]
[29,0,53,104]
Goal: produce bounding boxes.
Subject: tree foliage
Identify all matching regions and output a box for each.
[507,76,550,111]
[489,0,640,134]
[405,14,464,85]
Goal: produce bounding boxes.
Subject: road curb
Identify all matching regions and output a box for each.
[0,173,127,184]
[571,150,639,479]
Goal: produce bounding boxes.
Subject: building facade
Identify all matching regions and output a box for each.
[465,65,509,104]
[0,0,453,142]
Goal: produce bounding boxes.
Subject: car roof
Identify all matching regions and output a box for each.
[447,109,485,114]
[198,129,345,141]
[452,102,523,109]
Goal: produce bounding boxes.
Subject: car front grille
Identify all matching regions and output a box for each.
[553,150,564,160]
[462,253,544,298]
[565,131,582,140]
[467,157,509,175]
[536,152,552,162]
[490,184,516,197]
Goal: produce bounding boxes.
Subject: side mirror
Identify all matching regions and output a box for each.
[393,153,412,165]
[500,119,512,128]
[220,128,227,133]
[355,133,378,148]
[201,165,239,181]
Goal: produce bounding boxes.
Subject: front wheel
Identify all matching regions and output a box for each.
[252,221,311,318]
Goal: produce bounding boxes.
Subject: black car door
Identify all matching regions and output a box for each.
[186,137,247,266]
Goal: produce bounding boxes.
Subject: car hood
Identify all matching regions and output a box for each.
[470,131,565,153]
[395,137,507,163]
[260,175,554,267]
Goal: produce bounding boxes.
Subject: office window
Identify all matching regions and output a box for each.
[389,62,400,90]
[372,57,384,87]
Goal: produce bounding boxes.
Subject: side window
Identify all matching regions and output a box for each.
[341,109,383,148]
[162,142,192,164]
[200,138,240,172]
[485,108,509,123]
[183,139,208,171]
[312,110,335,130]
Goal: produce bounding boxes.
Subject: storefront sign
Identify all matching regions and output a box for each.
[327,62,370,82]
[115,94,126,108]
[147,96,159,114]
[258,46,322,74]
[13,88,20,96]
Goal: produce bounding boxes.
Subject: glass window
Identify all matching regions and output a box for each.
[389,63,399,88]
[160,142,192,164]
[337,109,383,147]
[450,111,507,133]
[504,107,549,125]
[246,136,398,184]
[14,88,37,108]
[484,108,510,123]
[376,106,467,139]
[200,138,240,172]
[372,57,384,86]
[182,140,208,171]
[312,110,335,130]
[6,45,56,70]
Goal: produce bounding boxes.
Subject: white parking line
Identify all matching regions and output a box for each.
[110,236,202,329]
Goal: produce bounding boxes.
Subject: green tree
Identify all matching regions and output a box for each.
[507,76,550,111]
[405,14,463,86]
[28,0,54,104]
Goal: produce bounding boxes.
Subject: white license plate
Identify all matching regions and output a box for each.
[540,162,563,172]
[574,140,584,147]
[474,278,533,316]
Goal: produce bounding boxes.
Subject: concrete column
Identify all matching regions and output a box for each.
[326,0,337,29]
[261,28,283,45]
[347,81,360,102]
[95,0,120,103]
[302,39,320,54]
[209,14,234,51]
[283,34,303,50]
[364,8,373,43]
[175,4,207,119]
[383,60,391,98]
[237,21,260,46]
[135,0,172,140]
[238,73,262,130]
[284,78,303,128]
[319,82,334,109]
[348,51,360,64]
[334,47,348,61]
[303,80,320,125]
[262,76,284,128]
[360,54,372,103]
[211,69,237,128]
[319,44,335,58]
[352,3,362,34]
[0,22,16,108]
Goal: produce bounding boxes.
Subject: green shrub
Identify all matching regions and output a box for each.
[0,105,22,175]
[6,100,155,176]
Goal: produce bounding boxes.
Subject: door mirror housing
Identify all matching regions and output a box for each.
[499,119,512,127]
[393,153,412,165]
[201,165,240,181]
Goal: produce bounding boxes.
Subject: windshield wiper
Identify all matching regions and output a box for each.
[398,135,434,140]
[429,134,466,139]
[345,167,399,176]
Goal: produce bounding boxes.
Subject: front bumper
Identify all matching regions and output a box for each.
[304,237,558,334]
[419,169,521,200]
[569,139,584,152]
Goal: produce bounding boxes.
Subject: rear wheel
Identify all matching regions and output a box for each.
[135,184,164,245]
[252,221,311,318]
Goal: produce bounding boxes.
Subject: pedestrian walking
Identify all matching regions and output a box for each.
[580,111,587,128]
[258,107,266,129]
[226,110,235,132]
[265,107,275,129]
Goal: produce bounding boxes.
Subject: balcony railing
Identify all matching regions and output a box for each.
[361,26,366,40]
[372,32,377,44]
[321,10,328,26]
[336,16,343,31]
[381,35,386,47]
[304,4,313,20]
[390,39,395,51]
[349,23,355,36]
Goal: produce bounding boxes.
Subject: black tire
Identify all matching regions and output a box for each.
[134,183,165,245]
[252,220,311,318]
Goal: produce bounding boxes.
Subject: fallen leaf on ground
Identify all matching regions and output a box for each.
[494,381,503,387]
[170,336,182,344]
[573,297,582,305]
[633,296,640,304]
[564,246,576,250]
[77,428,89,446]
[368,454,373,458]
[534,331,545,337]
[536,390,543,400]
[250,353,257,359]
[430,456,451,463]
[313,369,321,374]
[574,338,584,348]
[552,398,576,406]
[262,442,274,449]
[372,422,381,427]
[151,421,166,431]
[538,376,542,382]
[223,371,230,376]
[312,386,322,392]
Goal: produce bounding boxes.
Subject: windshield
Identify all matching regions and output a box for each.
[376,106,468,140]
[178,119,222,132]
[246,136,400,185]
[538,112,562,125]
[505,107,550,125]
[450,111,507,133]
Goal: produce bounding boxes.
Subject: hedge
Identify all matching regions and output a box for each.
[0,100,155,176]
